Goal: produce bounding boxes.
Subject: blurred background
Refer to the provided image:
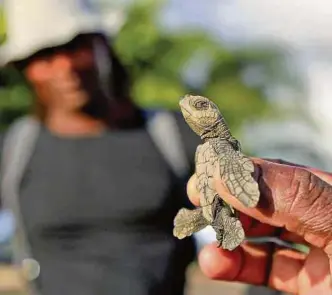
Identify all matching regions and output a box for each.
[1,0,332,294]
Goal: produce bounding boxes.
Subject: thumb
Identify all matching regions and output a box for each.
[215,158,332,252]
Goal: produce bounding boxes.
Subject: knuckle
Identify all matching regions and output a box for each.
[287,168,332,234]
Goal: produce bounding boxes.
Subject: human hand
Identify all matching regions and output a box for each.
[187,158,332,295]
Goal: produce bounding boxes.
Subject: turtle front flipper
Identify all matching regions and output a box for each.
[173,208,208,239]
[211,197,245,251]
[218,143,260,208]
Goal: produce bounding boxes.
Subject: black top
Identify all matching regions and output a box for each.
[8,112,200,295]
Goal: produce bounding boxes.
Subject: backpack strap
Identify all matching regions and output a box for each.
[146,110,190,179]
[0,115,41,294]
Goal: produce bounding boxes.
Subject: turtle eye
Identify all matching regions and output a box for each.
[194,100,209,110]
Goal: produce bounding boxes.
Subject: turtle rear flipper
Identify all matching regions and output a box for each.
[211,200,245,251]
[218,144,260,207]
[173,208,208,239]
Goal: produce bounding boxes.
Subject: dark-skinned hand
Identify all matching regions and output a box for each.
[187,158,332,295]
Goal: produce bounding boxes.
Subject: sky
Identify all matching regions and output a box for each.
[100,0,332,54]
[162,0,332,51]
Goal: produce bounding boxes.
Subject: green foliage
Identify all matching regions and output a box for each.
[0,67,33,129]
[0,2,6,45]
[0,0,290,134]
[114,0,288,133]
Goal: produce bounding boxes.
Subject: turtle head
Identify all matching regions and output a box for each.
[179,94,229,140]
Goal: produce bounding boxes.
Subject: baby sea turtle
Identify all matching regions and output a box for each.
[173,94,260,250]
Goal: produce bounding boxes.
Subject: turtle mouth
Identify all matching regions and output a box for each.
[180,107,191,118]
[179,100,193,118]
[179,97,187,109]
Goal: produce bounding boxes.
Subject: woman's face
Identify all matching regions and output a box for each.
[23,34,108,113]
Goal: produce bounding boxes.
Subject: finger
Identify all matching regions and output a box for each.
[269,248,306,293]
[244,216,276,237]
[259,157,307,168]
[279,231,308,245]
[298,247,332,294]
[187,165,312,247]
[305,168,332,185]
[187,157,332,208]
[199,242,306,294]
[188,157,332,209]
[246,218,309,245]
[238,214,309,249]
[187,157,332,206]
[214,158,332,248]
[187,174,200,206]
[326,243,332,276]
[258,157,332,185]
